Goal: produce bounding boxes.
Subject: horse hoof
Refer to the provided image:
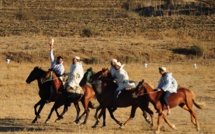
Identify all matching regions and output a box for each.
[155,131,160,134]
[80,122,86,126]
[172,124,177,130]
[197,128,201,131]
[120,124,125,129]
[73,121,79,125]
[92,125,97,128]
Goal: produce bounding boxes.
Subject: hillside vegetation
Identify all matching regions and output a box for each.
[0,0,214,63]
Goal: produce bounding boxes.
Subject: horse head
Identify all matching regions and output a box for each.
[89,68,109,82]
[135,79,146,97]
[26,67,46,84]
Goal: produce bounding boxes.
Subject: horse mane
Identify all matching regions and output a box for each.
[144,82,155,90]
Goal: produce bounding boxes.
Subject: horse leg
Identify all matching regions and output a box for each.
[92,106,105,128]
[55,103,68,122]
[94,105,102,120]
[44,102,58,124]
[189,108,200,131]
[74,102,81,124]
[140,105,154,127]
[107,107,122,126]
[32,100,45,123]
[156,112,163,134]
[179,103,196,125]
[81,99,90,125]
[121,106,137,128]
[161,112,177,130]
[185,100,200,131]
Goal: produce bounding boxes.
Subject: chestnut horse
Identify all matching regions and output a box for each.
[41,69,97,124]
[90,68,154,128]
[26,67,69,123]
[135,80,205,134]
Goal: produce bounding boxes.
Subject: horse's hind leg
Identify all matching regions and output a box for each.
[74,102,81,124]
[55,103,68,122]
[179,103,196,125]
[44,102,59,124]
[186,102,200,131]
[140,106,154,127]
[121,106,138,128]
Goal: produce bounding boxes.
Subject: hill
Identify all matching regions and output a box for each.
[0,0,214,63]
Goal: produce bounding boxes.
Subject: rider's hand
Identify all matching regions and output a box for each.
[157,88,161,91]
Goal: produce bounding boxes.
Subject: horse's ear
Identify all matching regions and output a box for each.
[142,79,144,83]
[87,67,92,71]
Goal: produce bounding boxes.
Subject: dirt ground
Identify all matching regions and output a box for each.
[0,61,215,134]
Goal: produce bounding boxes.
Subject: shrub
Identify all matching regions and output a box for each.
[81,26,99,37]
[16,10,34,21]
[190,44,206,57]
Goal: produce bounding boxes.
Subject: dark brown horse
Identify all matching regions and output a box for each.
[135,80,205,134]
[26,67,69,123]
[41,69,97,124]
[90,68,154,128]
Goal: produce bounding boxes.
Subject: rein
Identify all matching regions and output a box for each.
[136,83,160,96]
[41,71,60,84]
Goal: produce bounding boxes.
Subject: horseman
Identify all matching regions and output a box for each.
[48,41,65,102]
[64,56,84,99]
[113,62,135,107]
[50,42,65,81]
[109,58,118,78]
[154,66,178,115]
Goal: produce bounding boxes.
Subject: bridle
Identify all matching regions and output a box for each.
[136,82,159,96]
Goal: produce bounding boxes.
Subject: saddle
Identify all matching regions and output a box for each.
[67,86,84,94]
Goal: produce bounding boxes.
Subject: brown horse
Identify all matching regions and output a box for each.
[135,79,205,134]
[41,69,97,124]
[90,68,154,128]
[26,67,69,123]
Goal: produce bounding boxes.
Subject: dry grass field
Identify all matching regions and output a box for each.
[0,56,215,134]
[0,0,215,134]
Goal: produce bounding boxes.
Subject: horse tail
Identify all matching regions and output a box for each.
[191,91,205,110]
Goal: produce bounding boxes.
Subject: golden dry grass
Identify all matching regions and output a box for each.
[0,57,215,134]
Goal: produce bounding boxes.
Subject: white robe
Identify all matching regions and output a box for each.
[115,67,135,91]
[65,62,84,88]
[157,72,178,93]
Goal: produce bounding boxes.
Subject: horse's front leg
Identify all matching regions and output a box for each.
[156,112,163,134]
[162,112,177,130]
[107,107,122,126]
[92,106,105,128]
[32,99,45,123]
[94,105,102,120]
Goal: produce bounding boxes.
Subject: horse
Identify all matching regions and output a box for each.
[135,79,205,134]
[41,68,97,124]
[84,68,124,128]
[90,68,154,128]
[26,67,69,123]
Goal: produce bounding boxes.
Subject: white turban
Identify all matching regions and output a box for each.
[159,66,167,72]
[111,58,117,64]
[73,56,80,60]
[115,62,122,67]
